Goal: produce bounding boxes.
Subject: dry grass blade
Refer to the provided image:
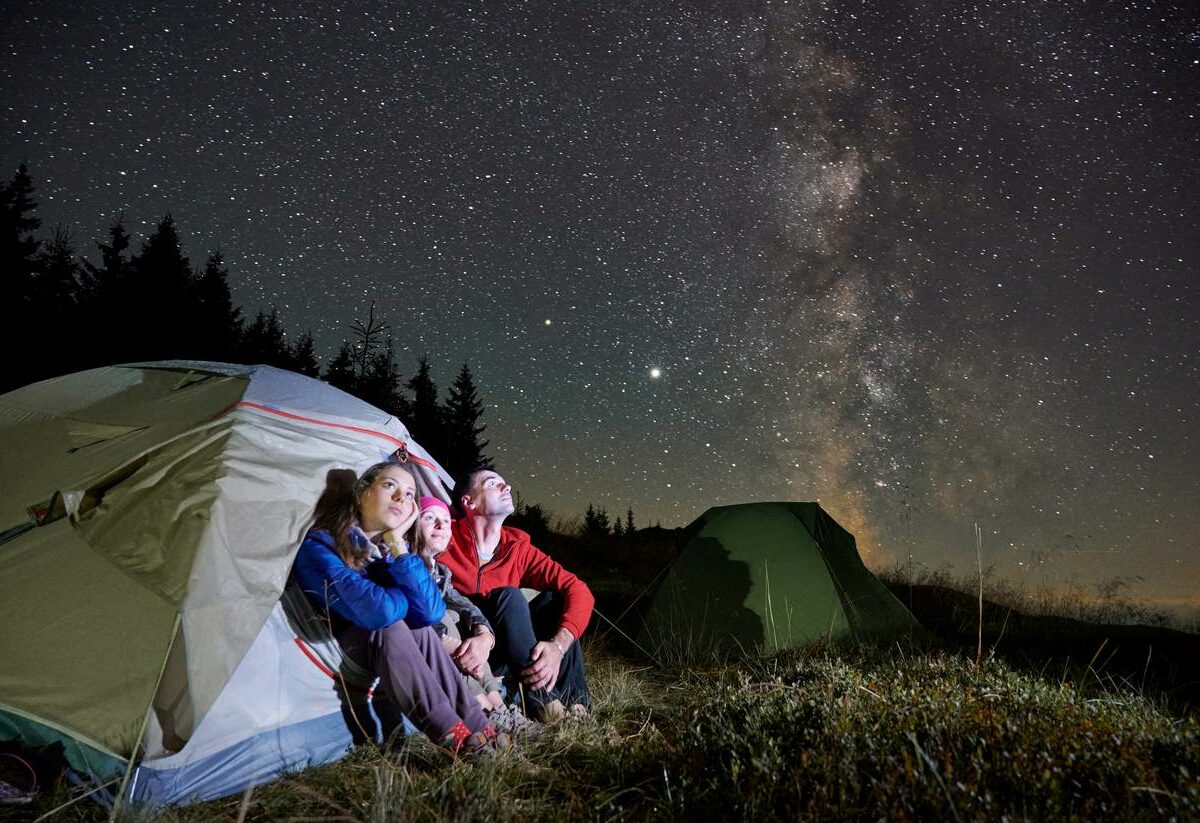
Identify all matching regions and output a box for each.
[234,784,254,823]
[32,779,120,823]
[280,779,355,817]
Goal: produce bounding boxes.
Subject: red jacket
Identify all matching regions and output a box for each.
[445,519,595,639]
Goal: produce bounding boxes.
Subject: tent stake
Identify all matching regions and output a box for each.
[110,611,182,821]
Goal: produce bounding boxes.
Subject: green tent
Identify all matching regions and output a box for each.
[638,502,918,659]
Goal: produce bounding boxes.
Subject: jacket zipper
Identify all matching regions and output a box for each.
[471,529,502,594]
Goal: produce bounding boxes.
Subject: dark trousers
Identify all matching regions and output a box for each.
[337,620,489,742]
[469,587,590,714]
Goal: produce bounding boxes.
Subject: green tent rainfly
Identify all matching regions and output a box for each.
[0,361,454,807]
[638,502,918,659]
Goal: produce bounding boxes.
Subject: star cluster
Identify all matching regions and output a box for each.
[3,0,1197,606]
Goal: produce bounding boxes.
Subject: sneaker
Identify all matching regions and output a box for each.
[439,721,511,759]
[437,720,473,755]
[488,704,546,738]
[479,723,512,751]
[457,724,511,760]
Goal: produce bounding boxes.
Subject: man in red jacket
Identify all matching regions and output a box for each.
[442,468,594,719]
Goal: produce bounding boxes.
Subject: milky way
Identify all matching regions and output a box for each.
[3,1,1197,606]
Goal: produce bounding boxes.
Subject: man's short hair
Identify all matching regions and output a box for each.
[451,467,494,517]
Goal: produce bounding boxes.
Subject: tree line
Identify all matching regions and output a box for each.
[2,162,666,535]
[0,163,490,478]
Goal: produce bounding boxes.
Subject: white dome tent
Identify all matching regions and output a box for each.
[0,361,451,807]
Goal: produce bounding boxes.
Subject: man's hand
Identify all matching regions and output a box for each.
[522,641,563,691]
[522,629,573,692]
[452,632,493,679]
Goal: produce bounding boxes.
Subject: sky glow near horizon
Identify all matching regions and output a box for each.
[2,1,1197,607]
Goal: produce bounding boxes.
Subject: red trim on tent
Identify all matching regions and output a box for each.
[293,637,337,679]
[232,401,437,470]
[292,637,376,698]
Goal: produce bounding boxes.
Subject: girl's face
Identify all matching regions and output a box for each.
[358,465,417,535]
[417,507,451,556]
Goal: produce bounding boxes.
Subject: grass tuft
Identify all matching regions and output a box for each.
[18,633,1200,821]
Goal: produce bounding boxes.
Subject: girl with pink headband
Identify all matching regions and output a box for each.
[413,496,539,735]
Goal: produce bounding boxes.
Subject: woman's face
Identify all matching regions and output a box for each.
[357,465,417,535]
[417,506,451,556]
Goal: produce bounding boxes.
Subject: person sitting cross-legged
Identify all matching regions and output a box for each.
[442,468,594,721]
[412,495,543,737]
[291,460,507,756]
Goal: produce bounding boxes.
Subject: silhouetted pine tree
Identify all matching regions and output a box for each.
[350,303,389,381]
[130,214,193,360]
[441,362,492,478]
[287,331,320,377]
[359,338,409,417]
[583,503,611,537]
[79,218,130,301]
[325,303,399,406]
[32,226,77,308]
[509,500,551,546]
[192,252,242,360]
[0,163,41,299]
[626,508,635,533]
[77,218,133,369]
[30,227,81,380]
[0,164,43,390]
[238,309,290,366]
[405,355,444,458]
[324,341,358,394]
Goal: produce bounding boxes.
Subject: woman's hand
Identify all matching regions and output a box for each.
[381,499,419,556]
[381,528,408,556]
[396,496,419,536]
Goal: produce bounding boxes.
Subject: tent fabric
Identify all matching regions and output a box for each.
[638,502,918,658]
[0,361,450,806]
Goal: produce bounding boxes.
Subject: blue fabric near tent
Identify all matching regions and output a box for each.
[0,362,445,809]
[128,711,353,805]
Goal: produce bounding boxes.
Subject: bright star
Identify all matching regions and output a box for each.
[649,367,662,379]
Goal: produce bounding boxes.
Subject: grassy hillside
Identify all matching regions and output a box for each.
[13,530,1200,821]
[887,581,1200,714]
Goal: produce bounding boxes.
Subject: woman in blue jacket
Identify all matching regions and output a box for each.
[292,459,501,754]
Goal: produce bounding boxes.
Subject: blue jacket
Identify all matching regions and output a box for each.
[292,530,445,630]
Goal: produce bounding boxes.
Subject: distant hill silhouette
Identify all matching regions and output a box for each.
[890,582,1200,713]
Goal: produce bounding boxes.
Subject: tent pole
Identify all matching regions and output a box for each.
[109,611,182,821]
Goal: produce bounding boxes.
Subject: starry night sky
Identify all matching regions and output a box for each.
[3,1,1197,607]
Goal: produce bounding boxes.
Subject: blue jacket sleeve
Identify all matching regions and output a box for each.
[292,531,410,630]
[382,554,446,628]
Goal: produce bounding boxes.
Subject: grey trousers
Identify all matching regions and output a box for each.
[337,620,489,741]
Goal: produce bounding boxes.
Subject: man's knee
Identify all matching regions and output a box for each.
[487,585,530,615]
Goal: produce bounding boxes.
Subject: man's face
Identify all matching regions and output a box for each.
[463,470,515,519]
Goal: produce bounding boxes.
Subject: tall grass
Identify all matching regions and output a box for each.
[879,563,1195,631]
[23,637,1199,822]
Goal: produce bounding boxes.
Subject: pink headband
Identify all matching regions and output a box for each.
[419,496,451,515]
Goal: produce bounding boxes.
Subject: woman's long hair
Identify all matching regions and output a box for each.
[312,460,415,570]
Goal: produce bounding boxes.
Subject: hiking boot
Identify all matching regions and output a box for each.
[439,721,510,759]
[488,704,546,738]
[480,723,512,751]
[437,721,474,756]
[459,724,511,760]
